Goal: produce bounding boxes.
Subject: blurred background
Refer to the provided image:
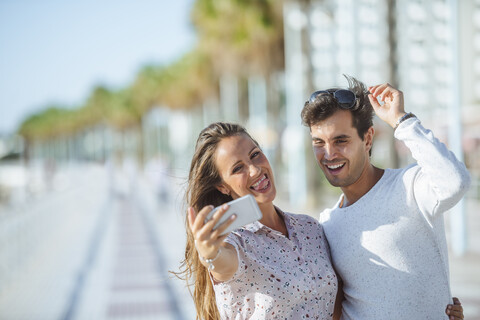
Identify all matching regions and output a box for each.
[1,0,479,319]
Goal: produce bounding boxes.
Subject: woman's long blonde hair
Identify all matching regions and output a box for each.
[174,122,257,320]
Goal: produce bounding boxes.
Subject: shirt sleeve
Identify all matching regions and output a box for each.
[220,233,247,282]
[394,117,471,218]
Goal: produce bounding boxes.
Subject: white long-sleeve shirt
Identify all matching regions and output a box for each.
[319,117,471,320]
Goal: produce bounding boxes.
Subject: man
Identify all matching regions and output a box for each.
[301,77,470,319]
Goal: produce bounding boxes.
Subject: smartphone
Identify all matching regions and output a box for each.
[205,194,263,235]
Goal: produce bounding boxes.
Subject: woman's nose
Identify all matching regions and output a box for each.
[249,163,261,176]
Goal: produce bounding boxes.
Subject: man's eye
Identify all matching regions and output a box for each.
[337,140,347,144]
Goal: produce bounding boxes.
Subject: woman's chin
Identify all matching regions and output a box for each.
[253,186,276,204]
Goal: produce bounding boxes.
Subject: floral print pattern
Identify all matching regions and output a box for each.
[213,208,337,319]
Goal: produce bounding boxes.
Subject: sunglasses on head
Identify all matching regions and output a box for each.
[308,89,357,109]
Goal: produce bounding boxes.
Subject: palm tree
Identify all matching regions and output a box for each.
[191,0,285,77]
[130,49,217,113]
[18,0,289,166]
[18,106,79,162]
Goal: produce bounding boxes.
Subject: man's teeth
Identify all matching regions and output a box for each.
[252,175,266,188]
[327,163,344,169]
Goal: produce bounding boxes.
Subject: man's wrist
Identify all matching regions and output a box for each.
[394,112,416,130]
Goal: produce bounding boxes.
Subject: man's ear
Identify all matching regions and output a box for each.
[216,184,230,196]
[364,126,375,152]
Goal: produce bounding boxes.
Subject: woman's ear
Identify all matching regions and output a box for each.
[216,184,230,196]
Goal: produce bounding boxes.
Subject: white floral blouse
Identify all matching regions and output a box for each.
[213,208,338,319]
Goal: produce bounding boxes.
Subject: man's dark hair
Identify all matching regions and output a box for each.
[301,75,374,144]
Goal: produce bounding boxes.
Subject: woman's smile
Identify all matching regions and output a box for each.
[250,174,271,192]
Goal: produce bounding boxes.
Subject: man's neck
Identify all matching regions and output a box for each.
[340,165,384,208]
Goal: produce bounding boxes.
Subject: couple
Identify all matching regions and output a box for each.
[177,78,470,319]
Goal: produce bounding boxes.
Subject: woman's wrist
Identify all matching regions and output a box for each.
[199,248,222,271]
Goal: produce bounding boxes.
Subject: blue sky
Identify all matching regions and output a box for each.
[0,0,195,134]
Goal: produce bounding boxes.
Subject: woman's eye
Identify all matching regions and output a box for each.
[232,165,242,173]
[251,151,260,158]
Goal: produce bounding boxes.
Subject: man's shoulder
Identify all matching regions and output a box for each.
[385,165,420,185]
[318,205,338,224]
[379,166,418,184]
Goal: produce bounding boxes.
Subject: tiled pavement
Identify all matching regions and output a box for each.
[0,164,195,320]
[67,194,189,320]
[70,166,195,320]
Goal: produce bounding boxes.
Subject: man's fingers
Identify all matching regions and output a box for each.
[368,94,381,110]
[453,297,462,305]
[446,301,464,320]
[369,83,398,103]
[448,309,463,319]
[370,83,389,98]
[377,87,396,103]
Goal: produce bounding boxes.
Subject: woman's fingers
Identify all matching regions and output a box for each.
[205,204,229,226]
[211,213,237,238]
[193,203,232,242]
[190,205,214,232]
[187,207,196,230]
[217,233,230,243]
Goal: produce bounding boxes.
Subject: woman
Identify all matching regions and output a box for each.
[176,122,464,320]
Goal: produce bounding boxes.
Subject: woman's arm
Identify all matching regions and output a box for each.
[332,277,344,320]
[188,204,239,282]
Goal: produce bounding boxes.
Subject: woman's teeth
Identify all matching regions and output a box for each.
[251,175,266,188]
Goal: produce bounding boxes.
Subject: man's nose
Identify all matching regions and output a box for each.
[324,144,337,160]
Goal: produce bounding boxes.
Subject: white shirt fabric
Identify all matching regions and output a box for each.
[319,117,471,320]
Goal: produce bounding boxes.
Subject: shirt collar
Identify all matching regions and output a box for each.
[241,206,298,234]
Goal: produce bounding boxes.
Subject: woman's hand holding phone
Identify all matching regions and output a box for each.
[188,204,238,278]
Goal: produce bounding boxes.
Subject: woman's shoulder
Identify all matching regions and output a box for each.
[284,211,322,229]
[285,211,319,221]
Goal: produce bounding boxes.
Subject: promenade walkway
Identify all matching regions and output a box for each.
[0,163,195,320]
